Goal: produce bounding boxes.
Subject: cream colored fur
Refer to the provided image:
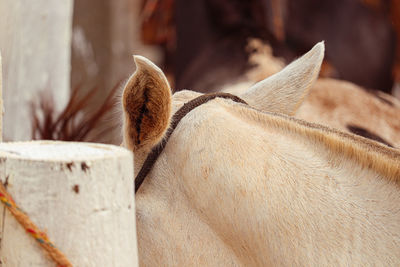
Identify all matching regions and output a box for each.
[225,40,400,148]
[122,44,400,266]
[122,55,172,152]
[241,42,324,115]
[297,78,400,148]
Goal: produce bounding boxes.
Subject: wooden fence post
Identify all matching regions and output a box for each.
[0,51,2,142]
[0,141,138,266]
[0,1,73,141]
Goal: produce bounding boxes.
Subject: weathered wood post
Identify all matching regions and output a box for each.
[0,141,138,266]
[0,51,2,141]
[0,1,73,141]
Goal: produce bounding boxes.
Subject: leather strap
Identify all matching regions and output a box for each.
[135,92,247,193]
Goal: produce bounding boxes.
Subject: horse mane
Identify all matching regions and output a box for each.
[220,100,400,184]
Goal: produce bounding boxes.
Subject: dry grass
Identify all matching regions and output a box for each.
[31,82,121,142]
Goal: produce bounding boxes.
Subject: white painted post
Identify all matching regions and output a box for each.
[0,1,73,141]
[0,51,2,142]
[0,141,138,266]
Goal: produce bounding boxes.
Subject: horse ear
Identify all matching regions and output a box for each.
[122,56,172,152]
[241,42,325,115]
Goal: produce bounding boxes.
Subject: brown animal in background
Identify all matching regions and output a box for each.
[297,79,400,148]
[225,40,400,148]
[170,0,396,94]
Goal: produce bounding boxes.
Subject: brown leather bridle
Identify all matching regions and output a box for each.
[135,92,247,194]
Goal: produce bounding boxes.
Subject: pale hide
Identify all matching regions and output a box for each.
[227,40,400,148]
[122,43,400,266]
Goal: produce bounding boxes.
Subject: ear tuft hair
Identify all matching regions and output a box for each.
[122,55,172,152]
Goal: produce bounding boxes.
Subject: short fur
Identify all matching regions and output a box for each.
[122,46,400,266]
[122,56,172,152]
[297,78,400,148]
[226,40,400,148]
[242,42,324,115]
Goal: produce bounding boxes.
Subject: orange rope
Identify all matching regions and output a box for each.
[0,182,73,267]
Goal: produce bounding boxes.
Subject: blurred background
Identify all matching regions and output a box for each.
[0,0,399,145]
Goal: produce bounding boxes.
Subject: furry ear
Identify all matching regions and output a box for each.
[122,55,172,152]
[241,42,325,115]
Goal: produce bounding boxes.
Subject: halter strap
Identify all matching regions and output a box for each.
[135,92,247,193]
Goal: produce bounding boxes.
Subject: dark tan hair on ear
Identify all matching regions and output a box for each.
[122,55,172,152]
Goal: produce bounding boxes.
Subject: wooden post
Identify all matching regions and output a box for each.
[0,1,73,141]
[0,51,2,142]
[0,141,138,266]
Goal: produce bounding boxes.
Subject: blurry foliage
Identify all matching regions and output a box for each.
[31,83,121,142]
